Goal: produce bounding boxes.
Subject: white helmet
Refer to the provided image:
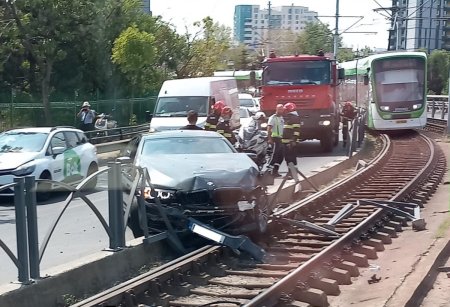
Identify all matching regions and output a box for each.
[252,111,266,120]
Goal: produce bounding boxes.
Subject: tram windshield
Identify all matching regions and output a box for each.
[373,57,426,112]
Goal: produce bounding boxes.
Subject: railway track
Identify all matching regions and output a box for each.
[73,131,446,307]
[425,118,448,134]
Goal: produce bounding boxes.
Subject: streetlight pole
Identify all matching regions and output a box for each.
[333,0,340,59]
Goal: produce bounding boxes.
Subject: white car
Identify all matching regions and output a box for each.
[238,93,260,114]
[239,106,253,129]
[0,127,98,200]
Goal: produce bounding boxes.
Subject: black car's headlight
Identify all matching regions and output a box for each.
[141,187,176,200]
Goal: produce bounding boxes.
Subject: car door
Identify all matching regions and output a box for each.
[63,131,84,183]
[47,132,67,183]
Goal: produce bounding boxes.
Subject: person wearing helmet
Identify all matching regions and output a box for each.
[267,104,285,177]
[249,111,266,130]
[205,100,225,131]
[282,102,301,178]
[216,106,236,145]
[77,101,96,131]
[341,101,357,147]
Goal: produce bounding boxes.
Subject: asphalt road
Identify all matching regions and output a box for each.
[0,136,353,286]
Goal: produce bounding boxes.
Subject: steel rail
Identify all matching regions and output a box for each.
[244,133,439,306]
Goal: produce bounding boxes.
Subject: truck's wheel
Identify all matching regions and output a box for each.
[320,132,334,153]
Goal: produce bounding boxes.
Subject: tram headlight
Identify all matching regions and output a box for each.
[319,120,331,126]
[412,104,422,110]
[380,106,390,111]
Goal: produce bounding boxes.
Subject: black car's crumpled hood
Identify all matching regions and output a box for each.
[136,153,260,192]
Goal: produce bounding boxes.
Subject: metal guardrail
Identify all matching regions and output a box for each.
[85,123,150,145]
[427,95,449,120]
[0,162,165,284]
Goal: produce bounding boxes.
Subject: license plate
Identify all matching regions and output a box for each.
[395,120,407,124]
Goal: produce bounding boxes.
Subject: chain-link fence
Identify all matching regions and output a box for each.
[0,96,157,132]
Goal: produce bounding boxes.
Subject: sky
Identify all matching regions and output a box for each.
[151,0,393,51]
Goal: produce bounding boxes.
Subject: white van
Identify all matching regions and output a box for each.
[150,77,240,132]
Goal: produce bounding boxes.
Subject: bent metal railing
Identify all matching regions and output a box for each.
[0,162,165,284]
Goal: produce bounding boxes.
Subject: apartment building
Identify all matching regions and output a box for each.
[234,4,318,48]
[388,0,450,51]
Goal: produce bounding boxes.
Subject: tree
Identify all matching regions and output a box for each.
[337,48,355,62]
[175,17,231,78]
[112,25,156,95]
[428,49,450,95]
[294,22,338,55]
[1,0,97,124]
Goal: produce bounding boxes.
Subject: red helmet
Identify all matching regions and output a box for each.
[221,106,232,116]
[212,101,225,112]
[284,102,296,113]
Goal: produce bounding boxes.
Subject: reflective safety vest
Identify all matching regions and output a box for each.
[204,114,220,131]
[216,119,236,144]
[268,114,284,138]
[282,113,301,144]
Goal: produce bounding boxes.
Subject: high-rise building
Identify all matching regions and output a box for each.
[142,0,151,15]
[234,4,318,49]
[388,0,450,51]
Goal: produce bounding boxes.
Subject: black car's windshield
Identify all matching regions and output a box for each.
[154,96,209,117]
[0,132,48,153]
[141,137,234,155]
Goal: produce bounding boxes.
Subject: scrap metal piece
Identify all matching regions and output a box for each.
[187,218,268,262]
[324,202,361,230]
[359,199,426,231]
[276,217,340,237]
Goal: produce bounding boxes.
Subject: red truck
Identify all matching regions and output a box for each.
[260,52,344,152]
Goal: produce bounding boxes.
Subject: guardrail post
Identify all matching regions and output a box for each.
[108,162,125,250]
[25,176,40,279]
[14,177,30,283]
[441,101,445,119]
[431,100,436,118]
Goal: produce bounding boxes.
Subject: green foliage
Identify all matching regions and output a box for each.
[428,49,450,95]
[337,48,355,62]
[295,22,338,55]
[112,24,156,94]
[0,1,232,126]
[175,17,231,78]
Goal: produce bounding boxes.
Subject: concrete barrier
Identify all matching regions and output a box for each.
[0,141,373,307]
[95,139,129,155]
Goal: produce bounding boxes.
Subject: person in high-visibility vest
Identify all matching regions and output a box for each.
[205,100,225,131]
[282,102,301,173]
[267,104,285,177]
[216,106,236,145]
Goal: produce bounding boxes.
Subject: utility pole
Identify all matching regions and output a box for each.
[447,68,450,134]
[333,0,339,59]
[267,1,272,56]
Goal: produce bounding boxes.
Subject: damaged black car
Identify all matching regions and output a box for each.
[120,130,269,239]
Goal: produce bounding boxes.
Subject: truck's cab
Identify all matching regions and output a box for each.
[260,52,344,152]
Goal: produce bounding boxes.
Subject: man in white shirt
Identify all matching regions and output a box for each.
[77,101,96,131]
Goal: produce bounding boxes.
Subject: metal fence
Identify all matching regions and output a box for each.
[427,95,449,120]
[0,162,167,284]
[0,96,157,132]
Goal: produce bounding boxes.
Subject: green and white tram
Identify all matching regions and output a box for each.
[339,51,427,130]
